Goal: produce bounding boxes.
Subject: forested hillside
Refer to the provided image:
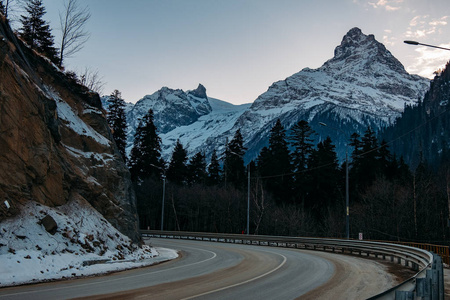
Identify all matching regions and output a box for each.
[130,106,450,244]
[382,61,450,169]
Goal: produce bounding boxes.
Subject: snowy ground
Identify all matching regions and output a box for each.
[0,198,178,287]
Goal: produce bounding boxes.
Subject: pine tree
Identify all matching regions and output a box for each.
[256,146,271,177]
[349,132,362,160]
[290,120,315,172]
[187,151,207,185]
[378,139,392,176]
[107,90,127,162]
[350,127,381,197]
[223,129,246,188]
[262,119,293,203]
[20,0,59,65]
[289,120,315,203]
[129,109,163,182]
[207,149,221,186]
[306,136,340,213]
[166,139,188,185]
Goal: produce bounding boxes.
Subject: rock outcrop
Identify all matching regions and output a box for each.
[0,16,140,242]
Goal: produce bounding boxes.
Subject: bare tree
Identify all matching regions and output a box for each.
[1,0,16,20]
[78,67,105,94]
[58,0,90,67]
[4,0,12,18]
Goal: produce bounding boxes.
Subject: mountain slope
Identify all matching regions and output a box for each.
[0,15,140,243]
[161,97,251,156]
[116,27,429,163]
[115,85,250,159]
[232,27,429,160]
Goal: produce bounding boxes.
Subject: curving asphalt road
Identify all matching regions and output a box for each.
[0,238,395,299]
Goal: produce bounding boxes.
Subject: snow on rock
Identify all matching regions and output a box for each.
[0,198,178,287]
[160,97,251,159]
[103,28,429,162]
[42,86,111,147]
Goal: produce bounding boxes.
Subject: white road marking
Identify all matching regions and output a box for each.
[0,243,217,298]
[180,249,288,300]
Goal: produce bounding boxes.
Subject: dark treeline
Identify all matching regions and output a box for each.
[116,102,450,244]
[382,61,450,170]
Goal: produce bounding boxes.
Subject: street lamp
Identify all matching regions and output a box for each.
[150,164,166,231]
[404,40,450,227]
[404,40,450,51]
[247,164,250,236]
[228,150,250,235]
[319,122,350,239]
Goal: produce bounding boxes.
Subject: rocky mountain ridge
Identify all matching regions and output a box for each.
[119,27,429,162]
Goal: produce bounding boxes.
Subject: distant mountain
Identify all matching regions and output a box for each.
[103,85,250,159]
[227,27,430,161]
[107,27,430,163]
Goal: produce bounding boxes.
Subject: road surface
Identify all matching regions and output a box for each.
[0,238,395,299]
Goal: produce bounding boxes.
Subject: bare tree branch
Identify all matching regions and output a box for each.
[1,0,18,22]
[5,0,14,18]
[78,67,105,95]
[58,0,90,67]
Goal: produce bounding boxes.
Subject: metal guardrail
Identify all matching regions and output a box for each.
[141,230,444,300]
[388,241,449,265]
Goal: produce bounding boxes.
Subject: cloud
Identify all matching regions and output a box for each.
[383,32,397,47]
[406,15,449,39]
[385,5,400,11]
[429,16,448,26]
[367,0,403,11]
[409,15,426,27]
[406,44,450,78]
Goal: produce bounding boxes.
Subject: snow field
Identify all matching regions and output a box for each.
[0,199,178,287]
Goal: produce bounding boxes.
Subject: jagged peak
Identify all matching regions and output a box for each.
[188,83,207,99]
[323,27,406,74]
[333,27,378,59]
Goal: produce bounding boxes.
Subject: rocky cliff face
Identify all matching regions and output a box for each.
[127,84,212,135]
[0,16,140,242]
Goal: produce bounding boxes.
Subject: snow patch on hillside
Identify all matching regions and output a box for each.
[0,199,178,287]
[42,85,111,146]
[161,98,251,157]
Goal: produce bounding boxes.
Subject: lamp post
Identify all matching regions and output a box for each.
[404,40,450,227]
[247,164,250,236]
[404,40,450,51]
[150,164,166,231]
[228,150,250,235]
[319,122,350,239]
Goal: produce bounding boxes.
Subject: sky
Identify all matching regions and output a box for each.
[22,0,450,104]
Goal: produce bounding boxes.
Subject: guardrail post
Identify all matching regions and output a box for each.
[428,269,439,300]
[395,291,413,299]
[432,254,444,300]
[416,277,431,299]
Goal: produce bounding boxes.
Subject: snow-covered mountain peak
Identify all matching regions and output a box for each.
[127,84,212,136]
[109,27,430,163]
[233,27,430,161]
[188,83,207,99]
[324,27,406,76]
